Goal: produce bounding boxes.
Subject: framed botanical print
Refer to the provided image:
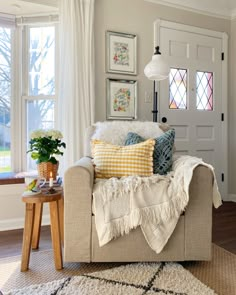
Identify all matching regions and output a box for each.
[106,31,137,75]
[106,78,137,120]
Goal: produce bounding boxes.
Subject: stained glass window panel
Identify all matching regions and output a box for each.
[196,71,213,111]
[169,68,187,109]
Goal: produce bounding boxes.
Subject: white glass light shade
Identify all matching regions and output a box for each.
[144,54,170,81]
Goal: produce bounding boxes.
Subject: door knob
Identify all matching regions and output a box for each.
[161,117,167,123]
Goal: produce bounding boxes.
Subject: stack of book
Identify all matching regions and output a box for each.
[41,177,63,188]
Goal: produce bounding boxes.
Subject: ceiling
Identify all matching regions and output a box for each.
[0,0,58,16]
[146,0,236,19]
[1,0,236,19]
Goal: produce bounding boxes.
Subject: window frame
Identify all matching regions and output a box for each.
[0,18,59,174]
[22,23,58,172]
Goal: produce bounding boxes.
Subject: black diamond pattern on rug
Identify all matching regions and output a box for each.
[4,262,216,295]
[82,263,187,295]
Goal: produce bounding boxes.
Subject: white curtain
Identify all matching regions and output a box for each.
[58,0,95,173]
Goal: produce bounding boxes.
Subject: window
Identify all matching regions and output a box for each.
[169,68,214,112]
[25,26,56,171]
[0,17,57,174]
[0,27,12,173]
[169,68,187,109]
[196,71,213,111]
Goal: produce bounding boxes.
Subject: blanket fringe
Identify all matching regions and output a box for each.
[96,173,173,204]
[100,194,187,246]
[95,155,222,248]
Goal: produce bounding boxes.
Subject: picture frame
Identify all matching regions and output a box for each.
[106,31,137,75]
[106,78,137,120]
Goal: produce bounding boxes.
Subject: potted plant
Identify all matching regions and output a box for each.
[27,129,66,180]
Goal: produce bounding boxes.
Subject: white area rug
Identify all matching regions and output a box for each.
[4,262,216,295]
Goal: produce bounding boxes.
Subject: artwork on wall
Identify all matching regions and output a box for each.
[106,78,137,120]
[106,31,137,75]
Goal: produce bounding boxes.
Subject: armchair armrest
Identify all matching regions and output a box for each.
[64,156,94,262]
[185,165,213,260]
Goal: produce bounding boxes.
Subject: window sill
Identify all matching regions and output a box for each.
[0,173,25,185]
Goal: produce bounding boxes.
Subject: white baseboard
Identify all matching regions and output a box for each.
[226,194,236,202]
[0,214,50,231]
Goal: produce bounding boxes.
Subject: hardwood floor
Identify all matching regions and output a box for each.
[212,201,236,254]
[0,226,52,259]
[0,201,235,259]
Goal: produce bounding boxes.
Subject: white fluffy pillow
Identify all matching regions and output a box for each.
[91,121,164,146]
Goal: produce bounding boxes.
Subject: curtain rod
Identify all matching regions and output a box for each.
[16,14,59,26]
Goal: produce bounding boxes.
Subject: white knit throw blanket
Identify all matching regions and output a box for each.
[93,156,222,254]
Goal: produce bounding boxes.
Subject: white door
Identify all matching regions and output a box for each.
[155,20,228,198]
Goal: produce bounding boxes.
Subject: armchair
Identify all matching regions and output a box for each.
[63,121,213,262]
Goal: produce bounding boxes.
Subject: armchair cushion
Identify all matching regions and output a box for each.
[92,139,155,178]
[125,129,175,175]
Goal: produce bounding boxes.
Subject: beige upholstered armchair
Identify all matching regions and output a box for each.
[63,121,214,263]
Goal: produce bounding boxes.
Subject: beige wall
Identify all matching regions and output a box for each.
[0,184,50,231]
[94,0,236,194]
[94,0,230,121]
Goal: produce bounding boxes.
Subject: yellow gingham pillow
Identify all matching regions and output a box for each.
[91,139,155,178]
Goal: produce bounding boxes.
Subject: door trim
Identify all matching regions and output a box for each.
[154,19,228,199]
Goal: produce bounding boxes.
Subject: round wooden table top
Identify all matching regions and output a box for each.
[22,191,62,204]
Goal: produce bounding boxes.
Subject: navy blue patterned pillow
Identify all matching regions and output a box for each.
[125,129,175,175]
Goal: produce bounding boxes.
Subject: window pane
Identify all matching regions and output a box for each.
[29,27,55,96]
[27,100,54,170]
[169,68,187,109]
[196,71,213,111]
[0,28,11,173]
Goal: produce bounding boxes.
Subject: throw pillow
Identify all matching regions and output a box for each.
[91,139,155,178]
[125,129,175,175]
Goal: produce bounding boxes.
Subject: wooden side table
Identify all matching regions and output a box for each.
[21,190,63,272]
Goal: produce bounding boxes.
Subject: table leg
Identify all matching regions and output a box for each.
[49,200,63,270]
[32,203,43,249]
[58,197,64,246]
[21,203,35,272]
